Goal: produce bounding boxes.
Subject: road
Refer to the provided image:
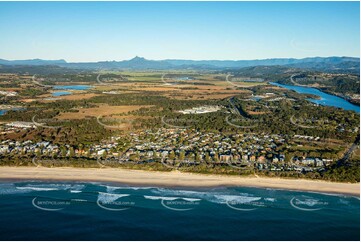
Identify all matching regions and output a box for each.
[228,96,251,118]
[337,134,360,166]
[289,74,308,87]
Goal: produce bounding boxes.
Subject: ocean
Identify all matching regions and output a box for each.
[0,181,359,240]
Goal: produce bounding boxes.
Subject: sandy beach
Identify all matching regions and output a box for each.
[0,166,359,196]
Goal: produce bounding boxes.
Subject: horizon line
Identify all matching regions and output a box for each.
[1,55,360,63]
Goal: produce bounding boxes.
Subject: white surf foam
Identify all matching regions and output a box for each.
[104,185,156,193]
[15,184,85,192]
[144,195,201,202]
[71,199,87,202]
[70,190,82,193]
[144,195,179,201]
[0,183,33,195]
[97,192,130,203]
[152,188,261,204]
[294,198,323,207]
[214,195,262,204]
[16,187,58,191]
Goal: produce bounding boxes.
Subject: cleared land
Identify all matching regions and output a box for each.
[58,93,100,100]
[56,104,153,120]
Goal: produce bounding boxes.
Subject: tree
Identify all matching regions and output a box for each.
[168,151,175,160]
[213,152,219,162]
[179,150,185,161]
[60,146,67,157]
[205,153,211,163]
[69,147,75,157]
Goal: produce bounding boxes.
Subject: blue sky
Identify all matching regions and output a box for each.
[0,1,359,62]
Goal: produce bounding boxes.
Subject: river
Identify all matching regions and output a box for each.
[270,82,360,113]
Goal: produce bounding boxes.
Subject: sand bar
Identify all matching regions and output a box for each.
[0,167,359,196]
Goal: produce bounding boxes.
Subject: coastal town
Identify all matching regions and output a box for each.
[0,123,334,173]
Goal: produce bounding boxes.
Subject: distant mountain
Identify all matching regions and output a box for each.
[165,56,359,68]
[52,56,173,70]
[285,60,360,74]
[0,56,359,73]
[223,65,303,84]
[0,58,67,66]
[0,64,80,75]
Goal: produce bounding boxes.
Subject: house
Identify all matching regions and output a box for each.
[302,158,315,165]
[279,154,285,162]
[315,158,324,167]
[272,157,279,163]
[6,122,35,129]
[97,149,106,156]
[257,156,266,163]
[219,155,232,162]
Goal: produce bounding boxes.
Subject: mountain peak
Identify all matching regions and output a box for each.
[129,56,146,62]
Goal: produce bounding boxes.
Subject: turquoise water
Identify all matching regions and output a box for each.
[176,77,192,81]
[0,107,25,116]
[251,96,262,101]
[0,110,7,115]
[53,85,93,90]
[0,181,359,240]
[52,91,72,96]
[270,82,360,113]
[52,85,93,95]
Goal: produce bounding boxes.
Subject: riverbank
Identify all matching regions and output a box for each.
[271,81,360,107]
[269,82,360,113]
[0,166,359,196]
[320,89,360,107]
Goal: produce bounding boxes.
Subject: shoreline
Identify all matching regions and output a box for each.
[270,81,360,109]
[0,166,359,196]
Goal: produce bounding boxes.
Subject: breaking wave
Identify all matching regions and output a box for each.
[97,192,130,204]
[104,185,156,193]
[16,183,85,192]
[151,188,274,204]
[144,195,201,202]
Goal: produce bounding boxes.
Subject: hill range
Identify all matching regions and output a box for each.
[0,56,359,73]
